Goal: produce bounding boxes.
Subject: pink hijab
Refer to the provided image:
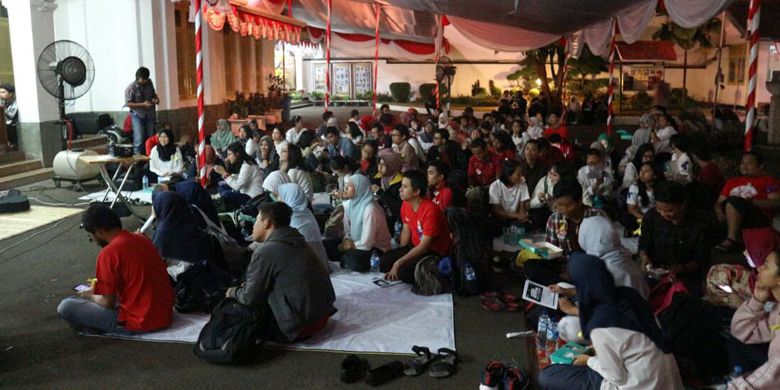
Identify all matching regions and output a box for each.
[743,227,780,290]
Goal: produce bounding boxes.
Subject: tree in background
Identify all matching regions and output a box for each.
[520,41,567,113]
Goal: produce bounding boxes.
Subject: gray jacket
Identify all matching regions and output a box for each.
[231,226,336,341]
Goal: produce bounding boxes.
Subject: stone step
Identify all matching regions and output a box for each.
[0,150,25,165]
[0,168,55,191]
[0,160,42,177]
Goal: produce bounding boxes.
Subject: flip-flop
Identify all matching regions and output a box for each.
[481,296,519,312]
[340,354,369,384]
[480,291,519,303]
[429,348,459,378]
[403,345,434,376]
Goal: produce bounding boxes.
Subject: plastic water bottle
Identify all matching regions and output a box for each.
[393,221,402,237]
[537,311,551,366]
[142,175,149,190]
[464,262,476,282]
[546,319,559,354]
[727,365,743,384]
[370,251,380,273]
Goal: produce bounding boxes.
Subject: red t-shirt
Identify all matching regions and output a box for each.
[544,125,569,140]
[401,199,452,256]
[430,184,453,211]
[720,175,780,217]
[468,152,502,187]
[697,163,725,195]
[495,148,516,161]
[93,231,174,332]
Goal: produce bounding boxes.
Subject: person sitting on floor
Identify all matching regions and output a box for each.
[226,202,336,343]
[151,191,210,278]
[489,159,530,229]
[338,174,392,272]
[148,128,184,183]
[726,230,780,389]
[427,160,454,211]
[622,162,663,237]
[538,255,683,390]
[281,143,314,202]
[577,148,614,208]
[714,152,780,253]
[57,205,174,334]
[214,142,263,208]
[285,115,307,145]
[380,169,452,284]
[467,138,501,188]
[666,133,693,184]
[256,135,279,174]
[277,183,329,271]
[520,139,549,193]
[211,119,238,160]
[639,181,714,295]
[374,148,404,235]
[621,143,655,191]
[174,179,221,229]
[325,126,358,161]
[390,124,419,172]
[529,161,574,229]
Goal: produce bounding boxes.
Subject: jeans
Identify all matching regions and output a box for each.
[57,296,136,335]
[538,364,603,390]
[131,112,156,155]
[218,182,251,208]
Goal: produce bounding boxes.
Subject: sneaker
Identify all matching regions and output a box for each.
[479,361,505,390]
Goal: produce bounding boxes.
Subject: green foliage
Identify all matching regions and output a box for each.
[310,91,324,100]
[450,95,497,107]
[419,83,437,100]
[377,92,394,103]
[652,18,721,50]
[626,91,654,111]
[356,90,374,100]
[566,78,609,98]
[488,80,502,97]
[568,46,608,79]
[389,82,411,103]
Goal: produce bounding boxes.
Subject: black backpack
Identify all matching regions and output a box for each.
[193,298,263,364]
[0,189,30,214]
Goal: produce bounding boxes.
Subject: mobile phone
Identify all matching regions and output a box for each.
[710,282,733,293]
[73,284,90,292]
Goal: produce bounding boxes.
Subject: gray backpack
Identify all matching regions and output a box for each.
[412,255,448,296]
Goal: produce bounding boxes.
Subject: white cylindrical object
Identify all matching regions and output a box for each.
[52,150,101,180]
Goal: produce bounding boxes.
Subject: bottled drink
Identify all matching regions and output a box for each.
[370,251,380,273]
[537,312,550,350]
[394,221,402,237]
[728,365,743,384]
[464,262,476,282]
[546,320,559,354]
[142,175,149,190]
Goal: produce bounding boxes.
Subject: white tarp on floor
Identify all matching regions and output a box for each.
[90,270,455,355]
[79,189,153,205]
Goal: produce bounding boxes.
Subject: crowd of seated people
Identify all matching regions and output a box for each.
[57,99,780,388]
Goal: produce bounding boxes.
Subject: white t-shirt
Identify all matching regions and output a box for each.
[654,126,677,154]
[489,180,530,214]
[285,127,307,145]
[626,184,654,214]
[667,152,692,184]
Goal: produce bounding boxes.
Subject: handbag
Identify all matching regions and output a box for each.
[649,274,689,316]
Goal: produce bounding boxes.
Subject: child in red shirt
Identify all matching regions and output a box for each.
[468,138,501,187]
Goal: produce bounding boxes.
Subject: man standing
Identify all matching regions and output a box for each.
[381,170,451,284]
[57,205,174,334]
[125,67,159,155]
[226,202,336,343]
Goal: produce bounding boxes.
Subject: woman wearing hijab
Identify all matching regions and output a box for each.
[539,255,683,390]
[726,227,780,389]
[174,180,220,229]
[256,135,279,174]
[278,183,330,271]
[374,148,404,235]
[210,119,238,160]
[338,174,392,272]
[152,191,210,279]
[148,128,184,183]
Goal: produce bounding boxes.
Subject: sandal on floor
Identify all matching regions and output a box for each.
[340,354,369,384]
[481,296,519,312]
[715,238,741,253]
[429,348,459,378]
[403,345,434,376]
[365,360,404,387]
[503,367,531,390]
[480,291,518,303]
[479,361,506,390]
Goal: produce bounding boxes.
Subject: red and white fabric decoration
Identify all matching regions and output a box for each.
[202,3,303,43]
[447,15,559,52]
[744,0,761,152]
[324,0,332,110]
[606,22,617,135]
[373,4,380,115]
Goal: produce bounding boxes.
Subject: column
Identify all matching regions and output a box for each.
[767,71,780,145]
[3,0,61,165]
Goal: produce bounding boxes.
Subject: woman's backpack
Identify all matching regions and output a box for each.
[412,255,449,296]
[194,298,263,364]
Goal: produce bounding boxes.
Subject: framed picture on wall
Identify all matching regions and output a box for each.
[333,63,352,97]
[353,62,372,98]
[313,63,326,92]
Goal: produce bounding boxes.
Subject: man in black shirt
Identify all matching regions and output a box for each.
[639,181,715,295]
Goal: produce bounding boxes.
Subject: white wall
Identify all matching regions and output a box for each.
[52,0,275,115]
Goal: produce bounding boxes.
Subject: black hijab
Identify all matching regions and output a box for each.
[568,253,671,353]
[156,129,177,162]
[174,180,219,228]
[152,191,209,264]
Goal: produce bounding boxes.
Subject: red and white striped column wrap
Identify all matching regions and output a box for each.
[605,30,617,136]
[324,0,332,111]
[559,38,570,124]
[744,0,762,151]
[195,0,207,186]
[372,4,380,116]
